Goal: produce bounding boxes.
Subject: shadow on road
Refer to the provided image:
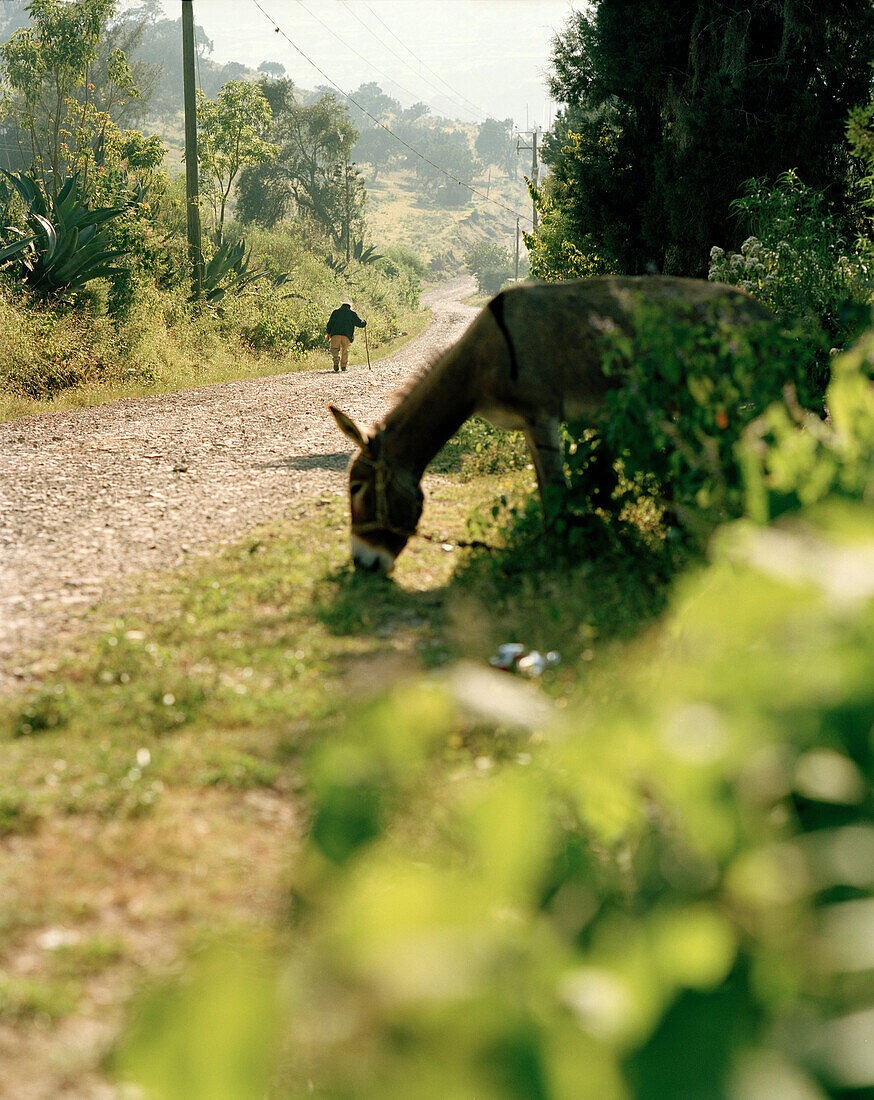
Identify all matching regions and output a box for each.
[254,451,350,471]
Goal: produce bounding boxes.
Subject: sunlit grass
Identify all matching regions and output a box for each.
[0,420,681,1089]
[0,305,431,422]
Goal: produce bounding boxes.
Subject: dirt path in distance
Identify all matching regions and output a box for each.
[0,275,479,690]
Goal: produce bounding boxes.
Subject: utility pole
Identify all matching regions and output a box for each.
[344,160,351,263]
[515,126,539,231]
[181,0,203,296]
[515,216,520,281]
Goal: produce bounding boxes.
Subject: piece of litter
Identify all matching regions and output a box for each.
[489,642,526,670]
[518,651,547,677]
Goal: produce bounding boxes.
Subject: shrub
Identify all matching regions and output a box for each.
[0,282,114,396]
[558,297,823,544]
[382,244,428,282]
[464,239,513,295]
[741,323,874,523]
[376,247,424,309]
[709,171,873,396]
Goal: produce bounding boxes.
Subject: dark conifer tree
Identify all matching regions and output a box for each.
[542,1,874,275]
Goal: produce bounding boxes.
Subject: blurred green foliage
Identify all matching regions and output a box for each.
[115,335,874,1097]
[743,328,874,523]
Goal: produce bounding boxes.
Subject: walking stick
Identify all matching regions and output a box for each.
[364,325,371,371]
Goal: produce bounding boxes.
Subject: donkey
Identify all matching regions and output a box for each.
[329,276,772,573]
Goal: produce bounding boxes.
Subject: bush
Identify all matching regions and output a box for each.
[709,171,873,396]
[377,246,425,309]
[0,281,113,397]
[382,244,428,282]
[559,297,822,544]
[741,323,874,522]
[464,240,513,295]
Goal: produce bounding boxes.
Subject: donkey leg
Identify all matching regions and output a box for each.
[522,413,567,508]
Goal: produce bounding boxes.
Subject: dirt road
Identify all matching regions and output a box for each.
[0,275,479,689]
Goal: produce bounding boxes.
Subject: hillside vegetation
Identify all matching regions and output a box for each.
[0,2,525,417]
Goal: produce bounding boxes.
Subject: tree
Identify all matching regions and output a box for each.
[258,61,285,80]
[475,117,513,175]
[411,127,479,206]
[219,61,248,82]
[463,239,513,294]
[127,14,215,115]
[237,85,365,246]
[275,92,363,245]
[399,102,429,125]
[87,4,161,129]
[235,77,295,227]
[0,0,142,194]
[346,81,400,129]
[352,126,398,181]
[197,80,277,243]
[539,1,874,276]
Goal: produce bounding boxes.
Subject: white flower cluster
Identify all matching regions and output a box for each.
[708,235,777,292]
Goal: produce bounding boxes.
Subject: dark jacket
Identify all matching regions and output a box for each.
[326,304,366,341]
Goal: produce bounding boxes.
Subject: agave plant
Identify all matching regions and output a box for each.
[325,238,383,274]
[195,237,291,306]
[0,170,127,297]
[351,238,382,265]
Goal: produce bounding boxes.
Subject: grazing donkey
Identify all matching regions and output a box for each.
[329,276,771,573]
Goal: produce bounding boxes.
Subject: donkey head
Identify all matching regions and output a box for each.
[329,405,424,573]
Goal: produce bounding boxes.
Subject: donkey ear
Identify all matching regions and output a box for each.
[329,404,369,450]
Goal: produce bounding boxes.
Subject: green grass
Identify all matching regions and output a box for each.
[0,426,681,1089]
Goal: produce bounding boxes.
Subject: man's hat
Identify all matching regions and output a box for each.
[342,297,352,306]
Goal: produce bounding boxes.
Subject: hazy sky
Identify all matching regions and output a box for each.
[144,1,579,130]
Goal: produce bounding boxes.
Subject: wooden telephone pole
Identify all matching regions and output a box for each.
[181,0,204,295]
[516,127,539,231]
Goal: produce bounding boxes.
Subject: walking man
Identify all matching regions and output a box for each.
[326,298,367,372]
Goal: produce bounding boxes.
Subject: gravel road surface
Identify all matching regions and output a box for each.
[0,275,479,690]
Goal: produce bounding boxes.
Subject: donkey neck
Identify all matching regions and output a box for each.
[380,343,477,480]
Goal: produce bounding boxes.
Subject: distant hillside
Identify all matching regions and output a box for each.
[365,166,530,276]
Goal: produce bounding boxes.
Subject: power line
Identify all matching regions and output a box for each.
[249,0,533,228]
[337,1,483,124]
[294,0,462,123]
[359,1,495,124]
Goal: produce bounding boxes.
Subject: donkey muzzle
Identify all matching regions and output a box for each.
[351,535,397,574]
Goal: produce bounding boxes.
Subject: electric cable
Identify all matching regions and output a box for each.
[295,0,472,123]
[337,0,484,124]
[359,0,494,123]
[250,0,534,228]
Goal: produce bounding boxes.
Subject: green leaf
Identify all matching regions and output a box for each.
[0,235,36,262]
[30,213,57,260]
[114,942,279,1100]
